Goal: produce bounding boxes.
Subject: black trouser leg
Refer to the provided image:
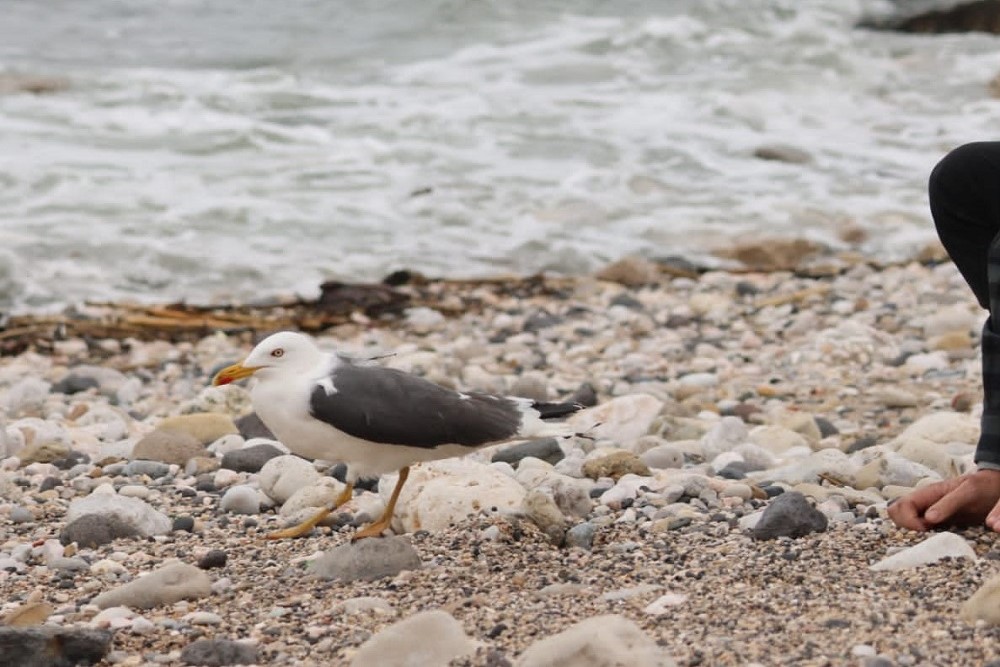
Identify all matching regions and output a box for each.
[929,141,1000,466]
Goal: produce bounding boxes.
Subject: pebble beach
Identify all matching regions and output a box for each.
[3,250,1000,666]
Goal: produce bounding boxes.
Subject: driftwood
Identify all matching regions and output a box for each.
[0,273,579,356]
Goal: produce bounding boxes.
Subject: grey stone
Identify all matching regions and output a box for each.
[181,639,259,666]
[219,485,260,515]
[221,444,284,473]
[51,374,100,395]
[493,439,565,467]
[234,412,275,440]
[309,536,422,582]
[751,491,828,540]
[60,514,141,547]
[66,494,171,537]
[10,506,33,524]
[0,626,112,667]
[92,561,212,609]
[123,460,172,478]
[197,550,227,570]
[565,522,596,550]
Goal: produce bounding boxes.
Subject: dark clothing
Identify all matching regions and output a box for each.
[929,142,1000,467]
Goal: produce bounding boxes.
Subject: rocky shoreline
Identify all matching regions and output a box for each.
[2,251,1000,666]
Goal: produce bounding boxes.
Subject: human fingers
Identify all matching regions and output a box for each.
[887,495,930,531]
[987,498,1000,532]
[924,479,978,525]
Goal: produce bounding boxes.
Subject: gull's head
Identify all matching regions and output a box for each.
[213,331,325,386]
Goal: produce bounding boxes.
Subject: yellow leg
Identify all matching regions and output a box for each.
[266,482,354,540]
[352,467,409,542]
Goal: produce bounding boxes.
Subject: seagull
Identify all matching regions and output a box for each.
[213,331,581,540]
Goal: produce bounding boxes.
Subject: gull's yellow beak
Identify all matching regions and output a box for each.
[213,363,260,386]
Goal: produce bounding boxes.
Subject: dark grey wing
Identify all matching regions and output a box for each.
[309,363,523,448]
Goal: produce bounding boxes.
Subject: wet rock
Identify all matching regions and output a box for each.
[309,536,422,582]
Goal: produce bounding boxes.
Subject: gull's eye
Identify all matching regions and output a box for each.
[271,348,284,358]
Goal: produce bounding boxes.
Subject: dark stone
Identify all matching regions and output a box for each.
[846,436,878,454]
[60,514,141,548]
[233,412,275,440]
[735,281,759,297]
[180,638,259,666]
[609,293,644,310]
[197,549,227,570]
[50,450,90,471]
[172,516,195,533]
[751,491,828,540]
[717,462,750,480]
[0,626,112,667]
[39,476,63,492]
[491,438,564,467]
[51,374,100,395]
[523,311,563,333]
[220,444,283,473]
[761,485,785,498]
[589,485,612,499]
[565,522,596,550]
[568,382,599,408]
[667,517,692,531]
[329,464,378,492]
[814,416,839,438]
[195,476,217,493]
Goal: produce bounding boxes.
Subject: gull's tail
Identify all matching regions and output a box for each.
[530,401,584,420]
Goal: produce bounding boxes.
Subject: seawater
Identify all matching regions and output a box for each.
[1,0,999,311]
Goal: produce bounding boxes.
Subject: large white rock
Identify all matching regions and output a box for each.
[748,425,809,455]
[961,573,1000,625]
[280,478,346,516]
[258,455,322,504]
[700,417,749,459]
[898,412,979,446]
[349,610,478,667]
[66,493,171,537]
[567,394,664,446]
[515,614,676,667]
[870,532,977,572]
[383,459,527,533]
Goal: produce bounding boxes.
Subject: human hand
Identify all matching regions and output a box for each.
[887,469,1000,531]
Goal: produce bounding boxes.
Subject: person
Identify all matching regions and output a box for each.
[889,142,1000,532]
